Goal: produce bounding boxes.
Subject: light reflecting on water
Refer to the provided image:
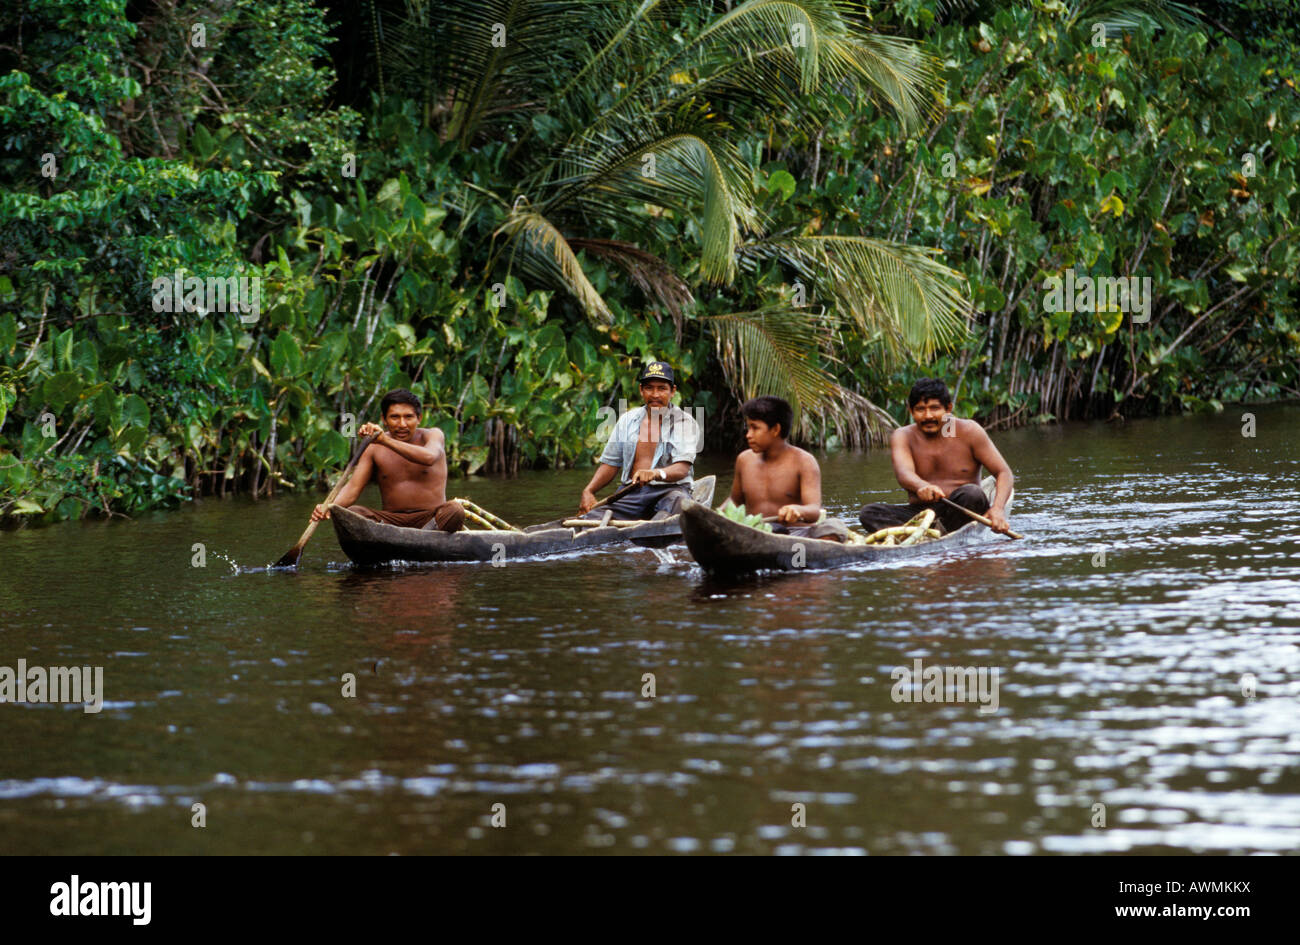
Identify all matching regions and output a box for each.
[1,405,1298,854]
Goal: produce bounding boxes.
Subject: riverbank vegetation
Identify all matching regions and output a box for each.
[2,0,1296,522]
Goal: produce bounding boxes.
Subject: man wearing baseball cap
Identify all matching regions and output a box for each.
[578,360,702,521]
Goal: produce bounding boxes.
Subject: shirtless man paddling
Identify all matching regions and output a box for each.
[727,396,848,542]
[858,378,1013,536]
[310,388,465,532]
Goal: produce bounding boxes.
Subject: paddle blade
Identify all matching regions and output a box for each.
[272,543,305,569]
[272,434,372,568]
[273,519,320,569]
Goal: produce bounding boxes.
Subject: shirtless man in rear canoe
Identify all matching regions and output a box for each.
[309,388,465,532]
[725,395,848,542]
[858,377,1014,536]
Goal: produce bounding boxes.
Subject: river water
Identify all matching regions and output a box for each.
[2,405,1298,855]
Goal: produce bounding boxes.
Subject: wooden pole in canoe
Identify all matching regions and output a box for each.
[938,496,1023,540]
[583,479,639,515]
[273,434,377,568]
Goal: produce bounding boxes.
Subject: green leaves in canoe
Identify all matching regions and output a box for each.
[719,502,772,533]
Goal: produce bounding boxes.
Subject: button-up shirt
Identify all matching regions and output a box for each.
[598,405,701,487]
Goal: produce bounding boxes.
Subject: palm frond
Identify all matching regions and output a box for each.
[554,0,672,103]
[496,208,613,323]
[1067,0,1201,31]
[543,125,758,284]
[828,30,940,132]
[376,0,600,144]
[701,307,894,446]
[567,238,693,338]
[740,235,971,360]
[576,0,941,145]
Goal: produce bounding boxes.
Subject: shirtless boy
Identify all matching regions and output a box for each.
[726,396,848,542]
[858,378,1013,535]
[309,388,465,532]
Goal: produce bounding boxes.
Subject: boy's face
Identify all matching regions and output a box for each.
[640,380,674,409]
[744,418,780,453]
[383,404,421,439]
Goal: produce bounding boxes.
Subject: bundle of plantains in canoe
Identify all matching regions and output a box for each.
[850,508,940,547]
[455,498,667,531]
[454,498,520,532]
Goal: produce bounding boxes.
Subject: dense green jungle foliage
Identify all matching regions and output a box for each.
[1,0,1296,522]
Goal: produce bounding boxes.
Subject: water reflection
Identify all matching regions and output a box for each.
[336,569,467,650]
[693,569,838,606]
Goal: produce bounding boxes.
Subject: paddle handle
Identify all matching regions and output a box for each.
[939,496,1022,539]
[583,478,639,514]
[282,434,377,557]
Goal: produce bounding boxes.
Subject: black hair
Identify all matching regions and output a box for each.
[380,388,422,416]
[907,378,952,409]
[741,395,794,439]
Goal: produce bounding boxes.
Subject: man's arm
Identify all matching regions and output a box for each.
[890,428,945,501]
[631,461,690,485]
[311,447,374,520]
[581,410,633,511]
[778,452,823,524]
[358,423,442,466]
[632,411,697,487]
[725,454,746,508]
[579,462,620,513]
[969,425,1014,533]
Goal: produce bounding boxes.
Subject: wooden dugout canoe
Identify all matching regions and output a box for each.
[329,476,715,566]
[679,476,1013,575]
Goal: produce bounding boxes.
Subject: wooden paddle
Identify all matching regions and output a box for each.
[938,496,1022,539]
[584,478,640,514]
[273,433,377,568]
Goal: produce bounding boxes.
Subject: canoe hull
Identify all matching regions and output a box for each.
[330,476,715,565]
[680,477,1011,574]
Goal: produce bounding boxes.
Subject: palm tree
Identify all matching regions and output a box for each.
[371,0,978,443]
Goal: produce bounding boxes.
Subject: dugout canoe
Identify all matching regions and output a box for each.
[679,476,1013,575]
[330,476,715,565]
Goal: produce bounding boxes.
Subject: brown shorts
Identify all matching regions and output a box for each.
[347,501,465,533]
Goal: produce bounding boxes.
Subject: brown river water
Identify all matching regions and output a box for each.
[2,405,1298,855]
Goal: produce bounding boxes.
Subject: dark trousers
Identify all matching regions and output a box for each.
[857,483,989,535]
[583,484,690,521]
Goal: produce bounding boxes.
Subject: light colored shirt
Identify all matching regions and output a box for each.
[598,405,701,487]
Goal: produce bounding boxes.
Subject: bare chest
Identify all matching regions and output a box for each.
[373,439,440,484]
[632,414,660,466]
[743,455,802,505]
[908,434,978,480]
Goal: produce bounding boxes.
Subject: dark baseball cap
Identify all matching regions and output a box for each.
[637,361,676,385]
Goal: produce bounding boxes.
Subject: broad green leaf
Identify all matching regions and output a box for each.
[43,372,83,412]
[270,330,303,377]
[0,314,16,355]
[315,429,349,466]
[120,393,150,431]
[0,384,14,431]
[766,170,797,201]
